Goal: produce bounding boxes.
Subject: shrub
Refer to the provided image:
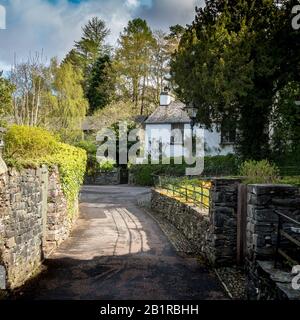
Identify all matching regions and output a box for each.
[99,159,116,172]
[75,140,98,176]
[4,125,87,215]
[129,161,188,186]
[129,155,240,186]
[239,160,280,184]
[203,154,240,176]
[4,125,57,160]
[279,176,300,187]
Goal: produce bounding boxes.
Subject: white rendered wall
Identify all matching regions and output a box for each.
[143,123,234,161]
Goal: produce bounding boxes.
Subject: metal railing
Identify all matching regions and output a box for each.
[274,210,300,268]
[153,175,211,210]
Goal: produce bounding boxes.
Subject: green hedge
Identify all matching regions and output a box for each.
[75,140,98,176]
[129,155,239,186]
[4,125,87,215]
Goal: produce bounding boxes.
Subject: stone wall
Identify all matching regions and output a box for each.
[246,184,300,262]
[151,189,211,257]
[209,178,241,265]
[0,168,43,289]
[85,169,120,185]
[151,178,240,266]
[246,184,300,300]
[44,168,78,256]
[0,166,75,290]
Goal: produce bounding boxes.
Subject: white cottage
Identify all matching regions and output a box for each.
[143,90,236,159]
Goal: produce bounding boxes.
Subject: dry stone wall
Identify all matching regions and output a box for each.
[246,184,300,300]
[151,178,241,266]
[0,168,43,289]
[0,166,77,290]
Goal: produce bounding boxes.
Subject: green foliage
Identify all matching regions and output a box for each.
[271,81,300,165]
[203,154,240,176]
[75,140,98,176]
[4,125,87,215]
[129,160,188,186]
[65,17,110,73]
[86,55,115,114]
[129,155,238,186]
[239,160,280,184]
[115,18,156,113]
[64,17,111,107]
[99,159,116,172]
[43,142,87,215]
[0,74,14,119]
[170,0,294,160]
[279,176,300,187]
[4,125,57,160]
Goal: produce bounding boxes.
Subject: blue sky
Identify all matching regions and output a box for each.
[0,0,203,71]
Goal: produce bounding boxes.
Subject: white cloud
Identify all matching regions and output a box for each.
[126,0,140,8]
[135,0,204,30]
[0,0,133,69]
[0,0,204,71]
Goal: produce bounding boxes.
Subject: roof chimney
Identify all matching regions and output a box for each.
[160,87,174,106]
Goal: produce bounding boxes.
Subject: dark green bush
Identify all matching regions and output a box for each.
[75,140,98,176]
[129,154,239,186]
[203,154,240,176]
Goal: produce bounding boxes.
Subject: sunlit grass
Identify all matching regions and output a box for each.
[158,178,211,209]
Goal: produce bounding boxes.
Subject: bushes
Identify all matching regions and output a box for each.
[239,160,280,184]
[43,143,87,214]
[99,159,116,172]
[129,161,189,186]
[4,125,57,161]
[75,140,98,176]
[4,125,87,215]
[129,155,239,186]
[203,154,240,176]
[76,140,117,176]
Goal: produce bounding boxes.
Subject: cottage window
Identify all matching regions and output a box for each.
[221,122,236,145]
[171,123,184,145]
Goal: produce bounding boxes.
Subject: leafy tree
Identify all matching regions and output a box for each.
[166,24,186,53]
[86,54,115,114]
[171,0,283,160]
[115,18,156,114]
[49,59,88,142]
[64,18,112,114]
[65,17,110,74]
[271,81,300,165]
[0,72,14,122]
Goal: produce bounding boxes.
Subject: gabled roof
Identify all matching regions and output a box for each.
[144,101,191,124]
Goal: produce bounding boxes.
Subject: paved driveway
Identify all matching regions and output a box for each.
[16,185,226,300]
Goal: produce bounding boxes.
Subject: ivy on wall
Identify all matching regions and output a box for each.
[3,125,87,215]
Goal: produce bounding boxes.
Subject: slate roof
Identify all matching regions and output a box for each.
[145,101,191,124]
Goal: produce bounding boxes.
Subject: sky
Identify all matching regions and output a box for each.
[0,0,204,72]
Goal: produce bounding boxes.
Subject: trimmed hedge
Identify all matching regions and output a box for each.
[4,125,87,215]
[129,155,239,186]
